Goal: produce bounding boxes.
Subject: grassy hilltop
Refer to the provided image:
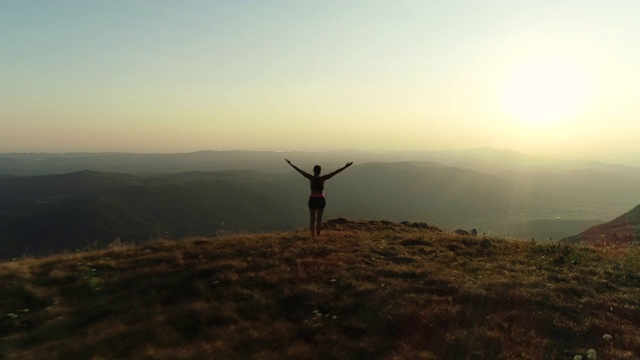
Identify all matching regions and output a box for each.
[564,204,640,246]
[2,219,640,359]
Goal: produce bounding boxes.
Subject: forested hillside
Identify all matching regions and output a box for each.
[2,155,640,257]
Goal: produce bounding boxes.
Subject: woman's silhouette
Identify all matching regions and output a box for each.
[285,159,353,238]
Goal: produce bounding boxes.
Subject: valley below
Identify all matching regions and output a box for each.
[1,149,640,258]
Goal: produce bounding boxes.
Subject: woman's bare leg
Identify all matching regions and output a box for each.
[309,208,316,237]
[315,208,324,236]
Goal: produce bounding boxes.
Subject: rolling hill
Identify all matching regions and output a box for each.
[563,204,640,245]
[3,159,640,258]
[0,170,306,258]
[1,220,639,359]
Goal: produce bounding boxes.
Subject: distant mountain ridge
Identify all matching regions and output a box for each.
[563,204,640,244]
[3,149,640,257]
[3,148,640,178]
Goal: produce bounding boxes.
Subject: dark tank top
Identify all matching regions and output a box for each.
[310,176,324,191]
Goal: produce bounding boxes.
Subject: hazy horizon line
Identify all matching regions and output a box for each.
[2,147,639,168]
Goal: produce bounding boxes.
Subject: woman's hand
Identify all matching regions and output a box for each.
[345,162,353,167]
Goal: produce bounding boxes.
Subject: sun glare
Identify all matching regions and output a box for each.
[503,56,588,125]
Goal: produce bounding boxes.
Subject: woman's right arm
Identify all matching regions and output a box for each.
[285,159,312,179]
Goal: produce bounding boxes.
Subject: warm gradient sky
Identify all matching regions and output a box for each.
[2,1,639,164]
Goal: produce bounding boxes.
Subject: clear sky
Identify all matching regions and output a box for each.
[2,1,639,164]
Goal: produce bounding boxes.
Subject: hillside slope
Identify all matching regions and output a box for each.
[4,161,637,258]
[0,170,307,258]
[2,220,639,359]
[564,204,640,245]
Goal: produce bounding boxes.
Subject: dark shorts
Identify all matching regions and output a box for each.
[308,196,326,209]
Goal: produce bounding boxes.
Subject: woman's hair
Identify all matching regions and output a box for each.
[313,165,321,176]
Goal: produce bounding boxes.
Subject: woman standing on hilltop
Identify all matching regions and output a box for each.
[285,159,353,238]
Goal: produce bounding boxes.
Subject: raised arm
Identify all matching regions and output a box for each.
[285,159,313,179]
[322,162,353,180]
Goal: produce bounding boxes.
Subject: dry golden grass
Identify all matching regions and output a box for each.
[1,219,640,359]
